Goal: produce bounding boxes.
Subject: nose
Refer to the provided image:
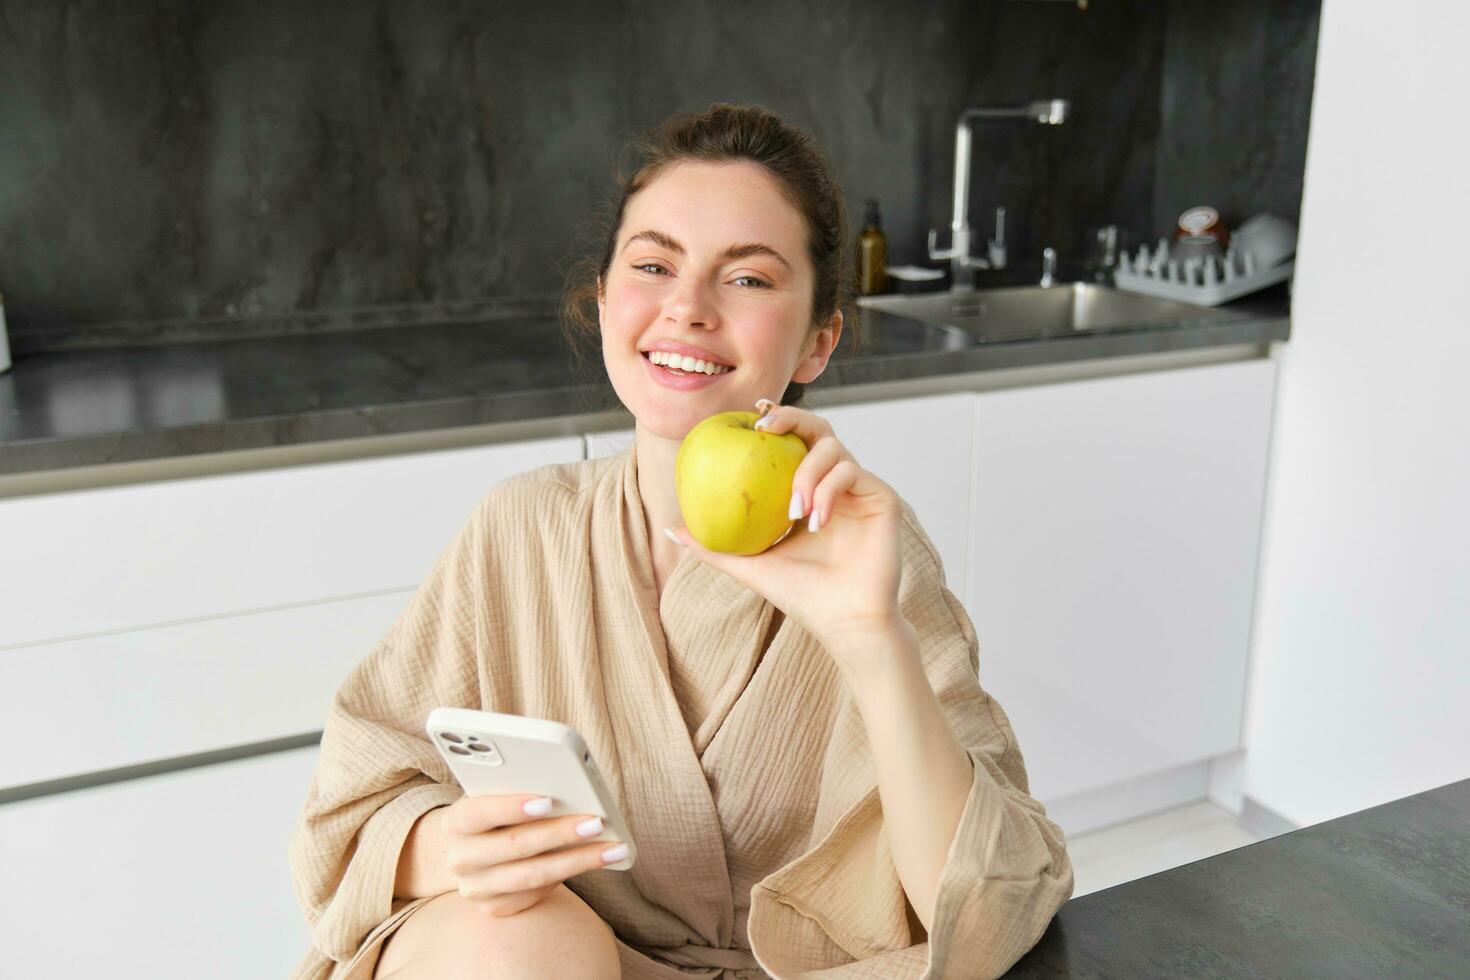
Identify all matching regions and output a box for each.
[663,275,719,331]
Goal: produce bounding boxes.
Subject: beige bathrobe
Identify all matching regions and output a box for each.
[287,440,1073,980]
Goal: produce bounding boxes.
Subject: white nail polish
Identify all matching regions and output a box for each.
[576,817,604,838]
[523,797,553,816]
[663,526,685,548]
[602,843,630,863]
[788,489,803,520]
[808,508,821,533]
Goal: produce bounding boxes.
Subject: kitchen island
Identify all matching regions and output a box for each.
[1006,775,1470,978]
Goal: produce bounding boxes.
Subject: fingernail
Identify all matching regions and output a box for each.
[602,843,630,863]
[576,817,604,838]
[808,507,823,533]
[663,526,685,548]
[753,415,773,431]
[788,489,803,520]
[523,797,553,816]
[755,398,776,415]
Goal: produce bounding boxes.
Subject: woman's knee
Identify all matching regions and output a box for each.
[378,884,620,980]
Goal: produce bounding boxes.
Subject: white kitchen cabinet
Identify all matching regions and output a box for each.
[1,434,584,792]
[586,392,975,597]
[0,745,321,980]
[0,435,585,648]
[967,359,1278,806]
[0,591,405,789]
[583,427,635,459]
[820,394,973,598]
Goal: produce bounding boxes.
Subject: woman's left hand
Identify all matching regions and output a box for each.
[665,399,906,654]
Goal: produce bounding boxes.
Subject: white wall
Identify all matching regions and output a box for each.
[1241,1,1470,827]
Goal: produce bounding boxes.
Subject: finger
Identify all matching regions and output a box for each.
[751,402,833,451]
[665,524,750,581]
[808,459,862,531]
[477,839,625,898]
[788,436,844,522]
[665,524,793,599]
[453,811,607,872]
[461,875,552,916]
[472,881,558,917]
[449,793,559,836]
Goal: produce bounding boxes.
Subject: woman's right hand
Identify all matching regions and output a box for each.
[439,793,627,917]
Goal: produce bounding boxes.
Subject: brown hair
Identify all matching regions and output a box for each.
[561,103,861,407]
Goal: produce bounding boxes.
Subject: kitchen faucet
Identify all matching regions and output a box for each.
[928,99,1070,293]
[1040,246,1057,288]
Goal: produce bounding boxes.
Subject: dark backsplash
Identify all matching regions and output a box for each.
[0,0,1318,344]
[1155,0,1321,236]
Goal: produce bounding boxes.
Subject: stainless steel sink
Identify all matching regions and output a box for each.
[858,282,1231,341]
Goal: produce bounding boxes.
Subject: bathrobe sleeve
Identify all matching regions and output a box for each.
[747,504,1074,980]
[286,496,491,975]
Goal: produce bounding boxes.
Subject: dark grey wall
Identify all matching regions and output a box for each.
[0,0,1317,340]
[1155,0,1321,237]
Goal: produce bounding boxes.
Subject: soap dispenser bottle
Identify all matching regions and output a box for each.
[857,199,888,295]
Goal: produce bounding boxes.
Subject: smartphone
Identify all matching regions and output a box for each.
[425,706,636,871]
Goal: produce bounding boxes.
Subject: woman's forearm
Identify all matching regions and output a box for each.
[828,617,975,935]
[393,805,457,899]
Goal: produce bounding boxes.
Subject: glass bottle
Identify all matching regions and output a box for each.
[857,199,888,295]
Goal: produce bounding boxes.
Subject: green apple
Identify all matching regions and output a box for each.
[675,410,809,555]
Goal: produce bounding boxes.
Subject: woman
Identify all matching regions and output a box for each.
[288,103,1073,980]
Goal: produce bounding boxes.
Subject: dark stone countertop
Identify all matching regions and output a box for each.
[1006,776,1470,978]
[0,281,1290,479]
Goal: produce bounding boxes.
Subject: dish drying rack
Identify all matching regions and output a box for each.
[1113,238,1293,306]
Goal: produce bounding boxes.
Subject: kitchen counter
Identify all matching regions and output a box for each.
[0,282,1290,489]
[1007,776,1470,978]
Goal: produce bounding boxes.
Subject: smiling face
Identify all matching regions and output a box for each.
[597,159,841,441]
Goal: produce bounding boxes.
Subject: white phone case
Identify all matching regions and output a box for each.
[425,707,636,871]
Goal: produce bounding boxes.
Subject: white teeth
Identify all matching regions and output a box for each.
[647,351,731,375]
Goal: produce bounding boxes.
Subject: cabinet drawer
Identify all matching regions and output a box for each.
[1,435,583,647]
[0,746,320,979]
[1,591,407,789]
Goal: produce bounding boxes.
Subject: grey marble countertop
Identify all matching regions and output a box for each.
[0,282,1290,479]
[1005,776,1470,978]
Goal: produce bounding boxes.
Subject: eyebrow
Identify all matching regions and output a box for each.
[620,228,793,272]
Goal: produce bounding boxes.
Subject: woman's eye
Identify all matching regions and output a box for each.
[733,275,771,289]
[633,263,669,276]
